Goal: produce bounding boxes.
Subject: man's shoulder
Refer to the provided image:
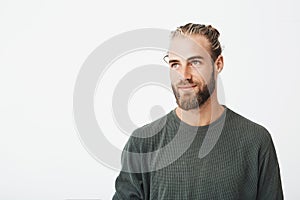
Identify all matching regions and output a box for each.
[225,107,273,148]
[226,108,267,129]
[124,110,175,152]
[132,109,176,138]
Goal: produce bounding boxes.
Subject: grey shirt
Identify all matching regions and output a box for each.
[113,106,283,199]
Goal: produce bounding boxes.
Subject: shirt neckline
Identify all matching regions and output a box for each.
[170,105,228,130]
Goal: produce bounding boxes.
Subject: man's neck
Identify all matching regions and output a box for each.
[175,97,225,127]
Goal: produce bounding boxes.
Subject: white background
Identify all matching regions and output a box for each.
[1,0,299,199]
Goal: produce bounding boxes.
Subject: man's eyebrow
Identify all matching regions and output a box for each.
[167,56,204,63]
[186,56,204,61]
[168,59,180,63]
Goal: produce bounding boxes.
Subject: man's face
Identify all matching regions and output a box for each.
[167,35,216,111]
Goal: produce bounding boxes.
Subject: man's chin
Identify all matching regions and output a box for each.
[177,101,200,111]
[179,106,199,111]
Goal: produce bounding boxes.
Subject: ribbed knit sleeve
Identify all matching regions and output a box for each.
[257,133,283,200]
[112,130,149,200]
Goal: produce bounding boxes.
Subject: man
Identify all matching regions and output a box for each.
[112,23,283,199]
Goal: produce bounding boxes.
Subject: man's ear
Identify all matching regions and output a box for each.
[215,55,224,73]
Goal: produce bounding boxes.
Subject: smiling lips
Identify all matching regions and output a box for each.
[178,85,197,90]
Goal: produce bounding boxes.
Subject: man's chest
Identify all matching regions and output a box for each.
[148,143,257,200]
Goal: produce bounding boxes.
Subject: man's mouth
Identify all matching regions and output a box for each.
[177,85,197,90]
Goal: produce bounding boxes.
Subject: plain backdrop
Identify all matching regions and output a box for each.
[1,0,299,199]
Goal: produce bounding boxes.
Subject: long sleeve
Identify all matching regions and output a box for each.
[256,136,284,200]
[112,171,144,200]
[112,136,145,200]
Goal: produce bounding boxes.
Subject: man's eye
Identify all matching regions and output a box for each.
[190,60,202,66]
[170,63,180,68]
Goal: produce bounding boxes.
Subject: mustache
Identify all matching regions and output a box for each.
[176,81,198,87]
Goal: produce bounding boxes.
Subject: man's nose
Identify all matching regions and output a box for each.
[178,65,192,80]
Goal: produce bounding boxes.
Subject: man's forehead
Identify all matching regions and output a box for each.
[168,35,211,60]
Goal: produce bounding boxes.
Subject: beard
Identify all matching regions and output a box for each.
[171,70,215,111]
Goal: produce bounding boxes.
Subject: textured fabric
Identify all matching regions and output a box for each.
[112,106,283,200]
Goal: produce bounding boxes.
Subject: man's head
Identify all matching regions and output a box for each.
[166,23,224,111]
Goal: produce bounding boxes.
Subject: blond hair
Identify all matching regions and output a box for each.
[171,23,222,61]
